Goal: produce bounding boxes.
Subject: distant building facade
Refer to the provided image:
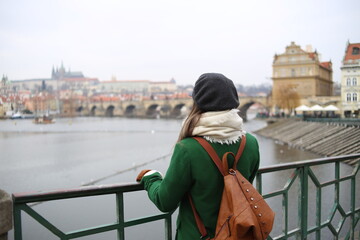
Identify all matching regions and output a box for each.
[272,42,333,112]
[98,78,177,95]
[341,42,360,118]
[10,63,99,95]
[149,78,177,93]
[98,80,150,95]
[52,63,84,80]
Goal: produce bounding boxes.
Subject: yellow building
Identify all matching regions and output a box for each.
[0,102,4,118]
[272,42,333,111]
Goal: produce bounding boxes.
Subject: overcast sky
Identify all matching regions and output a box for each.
[1,0,359,86]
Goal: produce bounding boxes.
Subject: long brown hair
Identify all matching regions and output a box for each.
[177,102,203,142]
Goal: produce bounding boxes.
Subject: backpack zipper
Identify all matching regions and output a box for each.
[216,215,232,238]
[227,216,232,237]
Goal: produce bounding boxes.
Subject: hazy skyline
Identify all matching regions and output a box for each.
[1,0,359,86]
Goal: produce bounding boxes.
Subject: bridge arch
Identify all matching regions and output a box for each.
[125,105,136,117]
[171,103,186,118]
[105,105,115,117]
[160,104,172,118]
[239,101,268,121]
[146,104,160,118]
[90,106,97,116]
[76,106,83,113]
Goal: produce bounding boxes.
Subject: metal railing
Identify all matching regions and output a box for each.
[256,153,360,240]
[12,183,172,240]
[12,153,360,240]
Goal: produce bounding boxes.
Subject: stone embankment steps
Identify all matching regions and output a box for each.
[325,128,359,156]
[255,119,360,165]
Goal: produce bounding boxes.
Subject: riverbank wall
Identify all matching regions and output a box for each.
[255,119,360,165]
[0,190,12,240]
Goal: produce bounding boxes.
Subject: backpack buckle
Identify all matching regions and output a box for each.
[229,169,236,175]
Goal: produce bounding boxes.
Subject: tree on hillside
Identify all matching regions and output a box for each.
[273,84,300,114]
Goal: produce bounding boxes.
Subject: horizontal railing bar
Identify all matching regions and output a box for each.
[319,174,354,188]
[346,207,360,216]
[258,153,360,174]
[286,228,301,237]
[307,222,330,234]
[124,213,171,227]
[65,213,172,238]
[306,216,354,236]
[262,189,286,199]
[13,182,142,204]
[273,235,286,240]
[272,227,300,240]
[66,223,119,239]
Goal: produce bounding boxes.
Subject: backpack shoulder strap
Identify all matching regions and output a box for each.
[194,135,247,173]
[233,135,247,168]
[188,194,209,239]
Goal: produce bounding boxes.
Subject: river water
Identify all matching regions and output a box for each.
[0,116,357,239]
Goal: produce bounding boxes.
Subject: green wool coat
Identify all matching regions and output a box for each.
[141,133,260,240]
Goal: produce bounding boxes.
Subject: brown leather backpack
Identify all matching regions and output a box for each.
[189,136,275,240]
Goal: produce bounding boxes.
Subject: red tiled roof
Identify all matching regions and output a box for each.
[90,96,120,102]
[308,52,316,60]
[320,61,332,70]
[344,43,360,61]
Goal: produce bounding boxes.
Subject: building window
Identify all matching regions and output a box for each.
[347,78,351,86]
[291,69,296,77]
[353,78,357,86]
[353,47,360,55]
[353,93,358,102]
[280,69,286,77]
[300,67,306,76]
[347,93,352,102]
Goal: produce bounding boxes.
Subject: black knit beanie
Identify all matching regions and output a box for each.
[192,73,239,111]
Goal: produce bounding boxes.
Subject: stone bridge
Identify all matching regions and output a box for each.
[70,96,268,120]
[238,96,269,120]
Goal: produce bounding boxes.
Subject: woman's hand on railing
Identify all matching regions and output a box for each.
[136,170,163,182]
[136,170,152,182]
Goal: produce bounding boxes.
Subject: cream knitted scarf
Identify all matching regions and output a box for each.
[192,109,246,144]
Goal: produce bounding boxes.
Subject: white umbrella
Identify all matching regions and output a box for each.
[310,105,324,111]
[323,105,339,111]
[295,105,310,111]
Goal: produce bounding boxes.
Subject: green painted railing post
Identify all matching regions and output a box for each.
[13,203,22,240]
[335,162,340,206]
[116,193,125,240]
[350,171,355,240]
[299,166,308,240]
[255,173,262,195]
[315,177,321,240]
[165,213,172,240]
[350,163,359,240]
[283,192,288,238]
